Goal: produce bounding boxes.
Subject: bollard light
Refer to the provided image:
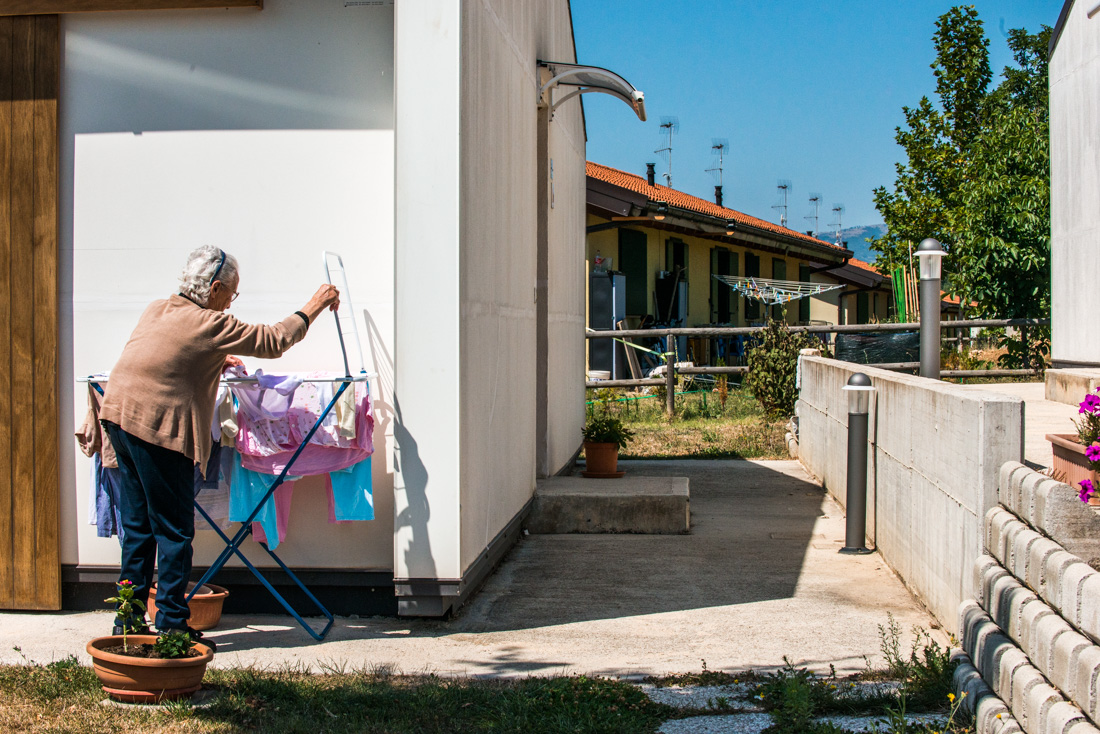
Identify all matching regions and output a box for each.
[917,238,944,380]
[840,373,875,555]
[917,238,944,280]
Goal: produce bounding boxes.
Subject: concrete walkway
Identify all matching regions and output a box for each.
[0,460,940,678]
[963,381,1078,470]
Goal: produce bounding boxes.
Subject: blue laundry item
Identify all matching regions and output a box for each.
[229,452,298,549]
[94,453,125,545]
[327,457,374,521]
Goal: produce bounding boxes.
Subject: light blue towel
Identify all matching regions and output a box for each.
[329,457,374,521]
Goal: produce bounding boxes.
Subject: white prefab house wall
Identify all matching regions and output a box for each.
[394,0,587,595]
[59,0,397,572]
[1051,0,1100,367]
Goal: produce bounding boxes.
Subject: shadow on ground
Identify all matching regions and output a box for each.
[452,460,830,633]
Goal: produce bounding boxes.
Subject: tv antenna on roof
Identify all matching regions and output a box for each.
[831,203,845,245]
[706,139,728,207]
[654,116,679,187]
[805,193,821,237]
[772,180,791,228]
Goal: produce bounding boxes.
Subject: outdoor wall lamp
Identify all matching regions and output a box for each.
[917,238,944,379]
[653,202,669,221]
[840,372,875,555]
[725,219,736,235]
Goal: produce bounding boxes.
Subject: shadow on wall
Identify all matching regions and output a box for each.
[393,397,434,582]
[453,461,828,632]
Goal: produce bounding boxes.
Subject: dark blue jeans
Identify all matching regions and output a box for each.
[104,422,195,631]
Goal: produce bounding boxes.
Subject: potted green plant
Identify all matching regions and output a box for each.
[582,414,634,477]
[1047,388,1100,505]
[86,581,214,703]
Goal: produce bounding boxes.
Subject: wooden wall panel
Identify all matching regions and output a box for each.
[0,16,13,610]
[32,14,59,610]
[0,14,59,611]
[0,1,262,15]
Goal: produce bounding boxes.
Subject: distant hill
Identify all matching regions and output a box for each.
[813,224,887,264]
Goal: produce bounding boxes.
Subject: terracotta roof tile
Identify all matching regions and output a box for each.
[587,161,847,253]
[847,258,882,275]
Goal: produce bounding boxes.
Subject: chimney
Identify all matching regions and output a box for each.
[646,163,656,187]
[714,185,723,207]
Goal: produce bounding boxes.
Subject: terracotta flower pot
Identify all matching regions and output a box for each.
[87,635,213,703]
[584,441,620,474]
[1046,434,1098,491]
[146,582,228,631]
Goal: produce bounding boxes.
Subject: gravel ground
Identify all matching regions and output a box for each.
[639,683,764,711]
[658,712,950,733]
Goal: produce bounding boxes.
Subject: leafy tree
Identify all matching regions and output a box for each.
[871,6,990,269]
[871,6,1051,323]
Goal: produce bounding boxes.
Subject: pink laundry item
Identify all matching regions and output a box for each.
[235,375,373,459]
[237,386,374,475]
[251,481,294,547]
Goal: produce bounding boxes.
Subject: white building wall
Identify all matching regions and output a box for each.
[542,8,588,478]
[393,0,463,583]
[457,0,585,572]
[1051,1,1100,366]
[59,0,396,572]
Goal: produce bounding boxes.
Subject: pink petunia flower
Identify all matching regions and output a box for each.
[1082,394,1100,414]
[1088,445,1100,462]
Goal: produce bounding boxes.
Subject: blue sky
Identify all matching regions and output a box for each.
[572,1,1064,231]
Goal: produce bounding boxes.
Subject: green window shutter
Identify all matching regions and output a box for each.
[857,292,870,324]
[618,229,648,316]
[798,264,812,323]
[710,248,731,323]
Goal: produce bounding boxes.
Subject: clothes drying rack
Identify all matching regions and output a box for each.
[80,251,370,641]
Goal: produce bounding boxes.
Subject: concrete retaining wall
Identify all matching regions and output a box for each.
[954,463,1100,733]
[796,356,1023,632]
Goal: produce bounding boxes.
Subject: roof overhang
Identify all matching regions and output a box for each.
[538,61,646,121]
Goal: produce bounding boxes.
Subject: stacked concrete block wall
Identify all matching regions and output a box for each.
[953,462,1100,733]
[796,356,1023,632]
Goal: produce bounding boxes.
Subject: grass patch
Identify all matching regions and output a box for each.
[0,661,676,734]
[587,384,789,460]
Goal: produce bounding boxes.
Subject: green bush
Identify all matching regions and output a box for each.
[744,319,821,417]
[582,415,634,448]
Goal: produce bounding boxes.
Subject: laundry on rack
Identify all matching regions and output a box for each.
[76,378,117,468]
[326,456,373,522]
[194,443,233,531]
[92,453,124,543]
[234,373,372,457]
[229,368,303,421]
[229,453,298,549]
[236,378,374,470]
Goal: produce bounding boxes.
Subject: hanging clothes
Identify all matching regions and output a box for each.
[229,453,298,550]
[76,378,117,468]
[194,443,233,531]
[326,456,374,522]
[92,453,125,543]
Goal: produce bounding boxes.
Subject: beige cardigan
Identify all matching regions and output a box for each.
[100,295,309,471]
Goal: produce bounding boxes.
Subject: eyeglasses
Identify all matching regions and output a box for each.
[229,290,240,303]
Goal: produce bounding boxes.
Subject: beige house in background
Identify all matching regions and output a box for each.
[585,161,893,364]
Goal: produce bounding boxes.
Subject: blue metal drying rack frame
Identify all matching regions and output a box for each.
[86,251,370,641]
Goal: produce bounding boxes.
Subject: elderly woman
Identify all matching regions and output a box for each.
[100,245,339,644]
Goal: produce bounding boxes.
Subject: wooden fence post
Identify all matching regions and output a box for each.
[665,354,676,418]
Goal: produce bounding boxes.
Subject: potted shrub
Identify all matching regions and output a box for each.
[582,414,634,477]
[87,581,214,703]
[1047,388,1100,505]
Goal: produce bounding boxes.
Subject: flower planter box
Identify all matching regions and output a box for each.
[1046,433,1098,492]
[87,635,214,703]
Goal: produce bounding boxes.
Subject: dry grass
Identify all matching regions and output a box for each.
[587,384,790,461]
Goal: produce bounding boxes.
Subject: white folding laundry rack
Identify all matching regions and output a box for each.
[81,252,372,640]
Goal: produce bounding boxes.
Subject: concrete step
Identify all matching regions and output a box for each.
[526,475,690,534]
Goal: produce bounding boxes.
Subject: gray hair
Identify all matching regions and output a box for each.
[179,246,239,306]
